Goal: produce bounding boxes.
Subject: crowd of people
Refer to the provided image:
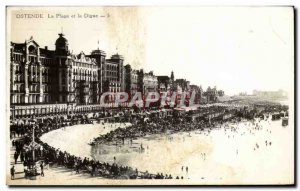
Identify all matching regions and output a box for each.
[90,103,289,147]
[10,113,174,179]
[91,112,239,145]
[10,104,287,180]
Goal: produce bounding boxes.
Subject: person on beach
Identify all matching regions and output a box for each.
[40,162,44,177]
[10,166,15,180]
[14,151,18,164]
[91,162,96,176]
[75,163,80,174]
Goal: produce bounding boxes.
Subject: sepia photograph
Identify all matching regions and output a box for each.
[6,6,295,186]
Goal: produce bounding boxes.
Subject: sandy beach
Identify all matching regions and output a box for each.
[38,118,294,184]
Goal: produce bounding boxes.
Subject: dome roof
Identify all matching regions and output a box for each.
[111,53,124,60]
[55,33,68,47]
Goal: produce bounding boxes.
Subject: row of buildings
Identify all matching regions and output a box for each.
[252,89,288,98]
[10,33,224,119]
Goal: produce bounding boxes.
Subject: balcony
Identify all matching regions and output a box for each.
[11,90,24,93]
[15,71,23,75]
[14,80,25,83]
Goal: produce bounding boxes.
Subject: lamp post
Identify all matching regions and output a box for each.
[32,125,35,162]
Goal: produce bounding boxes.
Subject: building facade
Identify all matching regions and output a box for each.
[142,71,158,97]
[157,76,170,93]
[10,33,125,119]
[11,36,54,105]
[10,33,222,119]
[130,70,139,96]
[203,86,225,103]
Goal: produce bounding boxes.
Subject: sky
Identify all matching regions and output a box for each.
[8,7,294,95]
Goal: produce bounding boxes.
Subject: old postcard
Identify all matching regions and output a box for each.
[6,6,294,185]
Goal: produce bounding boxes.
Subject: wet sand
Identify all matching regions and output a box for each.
[40,123,131,157]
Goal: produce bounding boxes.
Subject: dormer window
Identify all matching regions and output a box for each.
[28,45,36,54]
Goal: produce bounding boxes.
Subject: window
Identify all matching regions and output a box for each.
[28,45,36,54]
